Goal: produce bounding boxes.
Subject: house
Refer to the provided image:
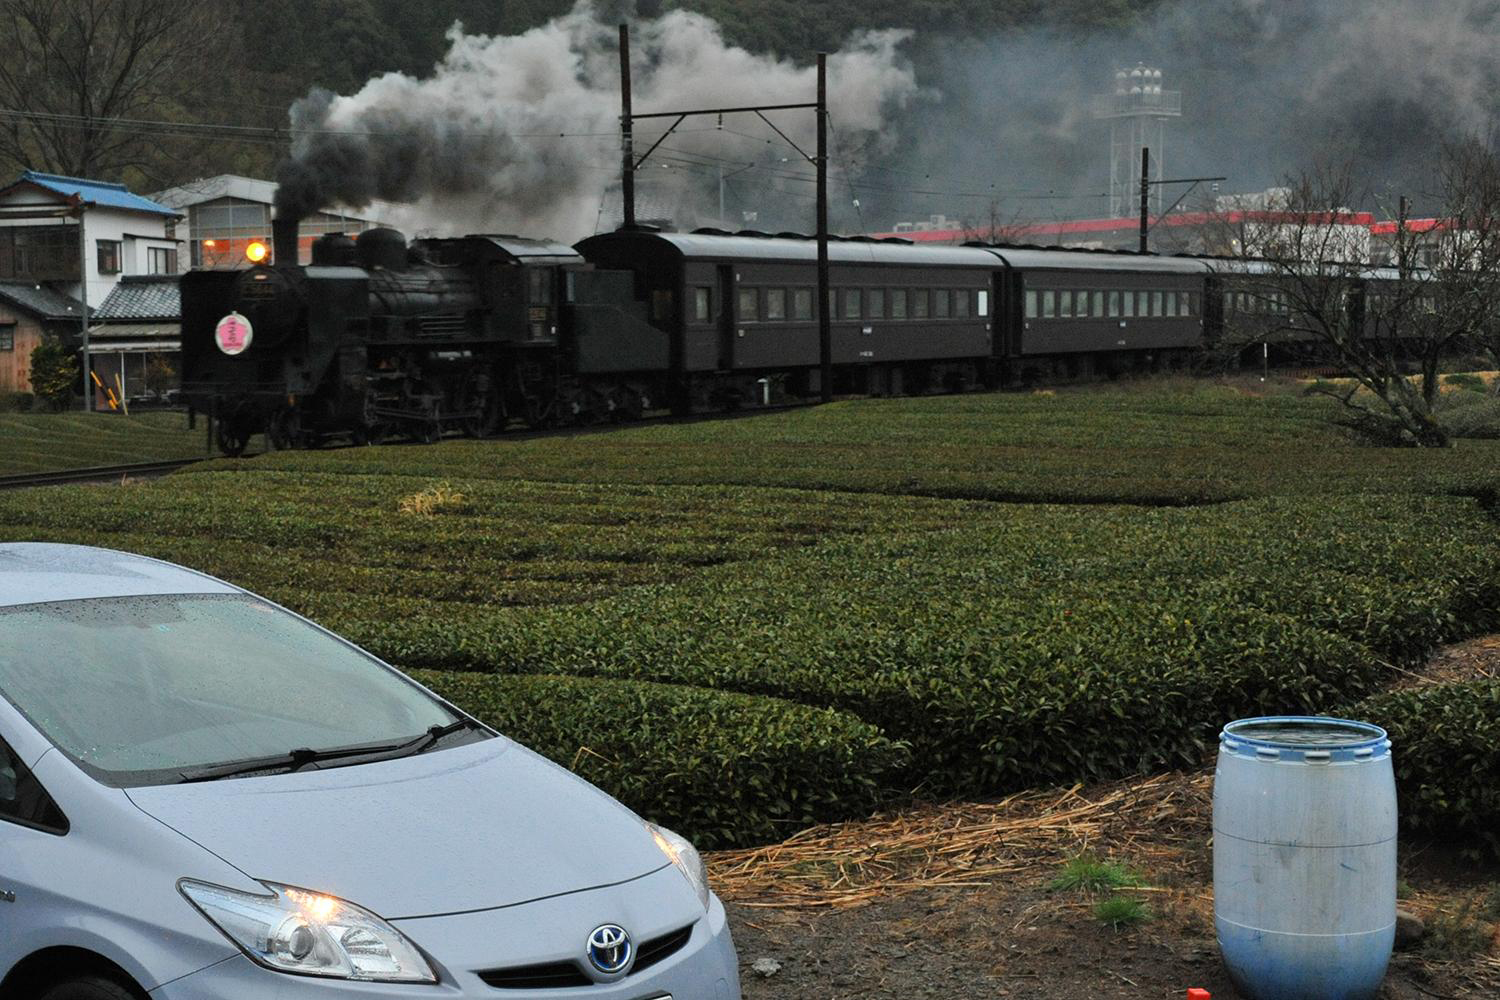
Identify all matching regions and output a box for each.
[88,275,181,405]
[0,281,84,395]
[0,170,182,405]
[151,174,389,269]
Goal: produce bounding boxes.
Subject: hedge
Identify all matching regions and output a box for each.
[409,670,910,849]
[1354,680,1500,856]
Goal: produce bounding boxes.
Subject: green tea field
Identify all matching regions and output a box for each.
[0,411,210,476]
[4,383,1499,850]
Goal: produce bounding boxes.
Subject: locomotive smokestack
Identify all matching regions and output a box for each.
[272,215,300,267]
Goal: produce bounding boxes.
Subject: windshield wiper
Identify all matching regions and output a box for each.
[175,718,484,783]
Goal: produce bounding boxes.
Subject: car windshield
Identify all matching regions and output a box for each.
[0,594,466,786]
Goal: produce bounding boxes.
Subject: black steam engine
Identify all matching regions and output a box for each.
[180,217,669,455]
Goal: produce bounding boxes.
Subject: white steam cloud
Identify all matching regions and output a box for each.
[277,2,918,240]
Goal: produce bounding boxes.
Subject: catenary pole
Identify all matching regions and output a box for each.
[816,53,831,403]
[1139,146,1150,253]
[619,24,635,230]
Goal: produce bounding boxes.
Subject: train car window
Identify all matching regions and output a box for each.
[1152,291,1164,317]
[890,289,908,319]
[793,288,813,320]
[1025,290,1038,319]
[1121,291,1134,318]
[843,288,862,320]
[652,290,674,322]
[1092,291,1104,317]
[1058,291,1072,318]
[954,290,970,319]
[693,287,712,322]
[933,289,950,319]
[529,268,553,304]
[766,288,787,321]
[867,288,885,319]
[976,290,989,317]
[1108,291,1121,317]
[1163,293,1176,318]
[912,289,930,319]
[1041,290,1055,319]
[738,288,759,322]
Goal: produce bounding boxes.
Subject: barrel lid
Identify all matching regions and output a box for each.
[1220,716,1390,763]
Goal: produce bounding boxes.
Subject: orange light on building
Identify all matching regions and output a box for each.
[203,239,217,247]
[245,241,269,263]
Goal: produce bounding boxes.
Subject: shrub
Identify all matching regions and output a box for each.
[27,339,76,411]
[1442,372,1489,393]
[409,670,910,849]
[1354,680,1500,856]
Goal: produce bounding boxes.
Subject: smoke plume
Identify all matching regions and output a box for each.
[275,2,918,239]
[882,0,1500,230]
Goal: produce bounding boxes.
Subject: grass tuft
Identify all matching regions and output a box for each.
[1093,895,1152,929]
[397,481,469,516]
[1049,854,1145,894]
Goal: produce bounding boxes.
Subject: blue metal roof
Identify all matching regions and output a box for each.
[16,170,179,217]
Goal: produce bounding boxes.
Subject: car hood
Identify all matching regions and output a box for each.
[125,738,669,919]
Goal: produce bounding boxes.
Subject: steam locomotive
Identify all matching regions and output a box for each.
[179,216,1361,456]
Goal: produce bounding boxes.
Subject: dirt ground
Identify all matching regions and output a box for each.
[712,636,1500,1000]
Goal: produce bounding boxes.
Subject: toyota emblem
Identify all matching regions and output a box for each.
[586,923,633,975]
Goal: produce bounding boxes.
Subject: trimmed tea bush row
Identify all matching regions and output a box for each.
[206,386,1500,506]
[410,670,909,849]
[1355,680,1500,857]
[0,411,211,476]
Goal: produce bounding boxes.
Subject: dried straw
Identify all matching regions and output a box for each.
[707,771,1212,910]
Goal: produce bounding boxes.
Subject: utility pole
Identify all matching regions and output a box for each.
[1139,146,1150,254]
[619,23,635,230]
[1397,194,1409,276]
[77,209,91,411]
[816,52,831,403]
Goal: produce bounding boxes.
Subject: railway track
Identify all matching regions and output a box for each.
[0,458,207,490]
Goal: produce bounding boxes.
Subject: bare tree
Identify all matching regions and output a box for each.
[1217,148,1500,446]
[961,199,1032,244]
[0,0,224,179]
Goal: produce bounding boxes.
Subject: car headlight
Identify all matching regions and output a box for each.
[179,879,436,983]
[648,823,710,910]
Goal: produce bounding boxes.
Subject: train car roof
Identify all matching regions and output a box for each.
[981,246,1214,274]
[466,235,584,264]
[578,230,1003,267]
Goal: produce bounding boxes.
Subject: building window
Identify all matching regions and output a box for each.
[792,287,812,320]
[147,247,178,274]
[766,288,787,321]
[0,325,13,351]
[693,287,712,322]
[890,288,908,319]
[738,287,758,321]
[97,240,121,275]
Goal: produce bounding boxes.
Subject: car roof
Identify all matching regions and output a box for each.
[0,543,238,608]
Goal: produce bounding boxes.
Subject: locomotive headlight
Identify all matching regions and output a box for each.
[245,241,269,264]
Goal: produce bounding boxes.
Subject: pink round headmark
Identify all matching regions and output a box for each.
[215,312,253,356]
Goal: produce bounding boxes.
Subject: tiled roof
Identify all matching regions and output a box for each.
[0,280,84,320]
[14,170,179,217]
[92,275,179,321]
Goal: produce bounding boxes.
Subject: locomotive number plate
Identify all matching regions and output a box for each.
[528,307,549,322]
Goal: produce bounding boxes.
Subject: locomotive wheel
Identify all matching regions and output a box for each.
[216,421,251,458]
[461,383,505,438]
[266,409,303,451]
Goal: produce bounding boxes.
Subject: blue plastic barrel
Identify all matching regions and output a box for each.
[1213,716,1396,1000]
